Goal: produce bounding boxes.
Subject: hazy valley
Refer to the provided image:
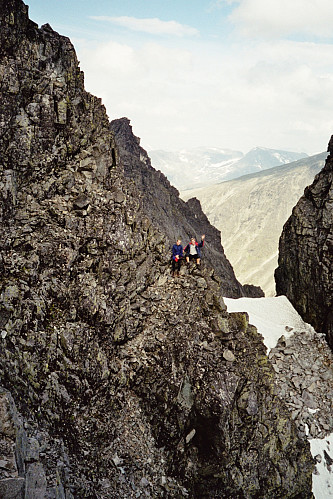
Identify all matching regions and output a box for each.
[182,152,327,296]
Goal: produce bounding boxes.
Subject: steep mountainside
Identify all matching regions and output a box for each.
[149,146,307,190]
[0,1,314,497]
[275,137,333,350]
[182,153,327,296]
[110,117,250,298]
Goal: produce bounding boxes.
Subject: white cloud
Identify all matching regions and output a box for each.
[207,0,237,11]
[75,34,333,155]
[209,0,239,7]
[90,16,199,37]
[228,0,333,39]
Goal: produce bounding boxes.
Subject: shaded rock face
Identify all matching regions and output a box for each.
[0,1,314,497]
[242,283,265,298]
[275,137,333,350]
[110,118,260,299]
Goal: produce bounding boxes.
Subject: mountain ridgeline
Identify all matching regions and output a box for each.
[0,1,314,497]
[275,137,333,351]
[110,117,261,299]
[149,146,308,190]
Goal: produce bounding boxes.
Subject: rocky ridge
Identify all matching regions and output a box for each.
[267,324,333,494]
[275,138,333,349]
[0,1,314,497]
[110,117,257,299]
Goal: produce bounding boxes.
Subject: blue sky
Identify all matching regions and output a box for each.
[27,0,333,154]
[28,1,233,39]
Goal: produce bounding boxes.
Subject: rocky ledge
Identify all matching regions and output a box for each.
[110,117,264,299]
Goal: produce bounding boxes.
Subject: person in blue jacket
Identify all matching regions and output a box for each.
[172,238,183,277]
[184,235,205,265]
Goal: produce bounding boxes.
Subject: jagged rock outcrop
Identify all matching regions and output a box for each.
[275,137,333,350]
[0,1,314,497]
[110,118,262,299]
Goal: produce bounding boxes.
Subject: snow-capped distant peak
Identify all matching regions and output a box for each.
[148,145,308,190]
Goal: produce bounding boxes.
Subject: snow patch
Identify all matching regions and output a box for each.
[223,295,315,351]
[311,434,333,498]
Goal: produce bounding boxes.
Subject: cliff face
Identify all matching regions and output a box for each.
[110,117,255,298]
[275,137,333,350]
[0,1,314,497]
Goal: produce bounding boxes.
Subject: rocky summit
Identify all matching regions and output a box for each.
[275,137,333,351]
[0,1,314,498]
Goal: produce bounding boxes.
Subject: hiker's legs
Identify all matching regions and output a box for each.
[172,259,181,276]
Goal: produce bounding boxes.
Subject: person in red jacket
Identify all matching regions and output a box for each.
[184,235,205,265]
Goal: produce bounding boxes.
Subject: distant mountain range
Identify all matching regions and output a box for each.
[149,146,308,190]
[182,152,327,296]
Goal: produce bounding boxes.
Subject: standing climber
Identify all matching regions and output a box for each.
[184,235,205,265]
[172,238,183,277]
